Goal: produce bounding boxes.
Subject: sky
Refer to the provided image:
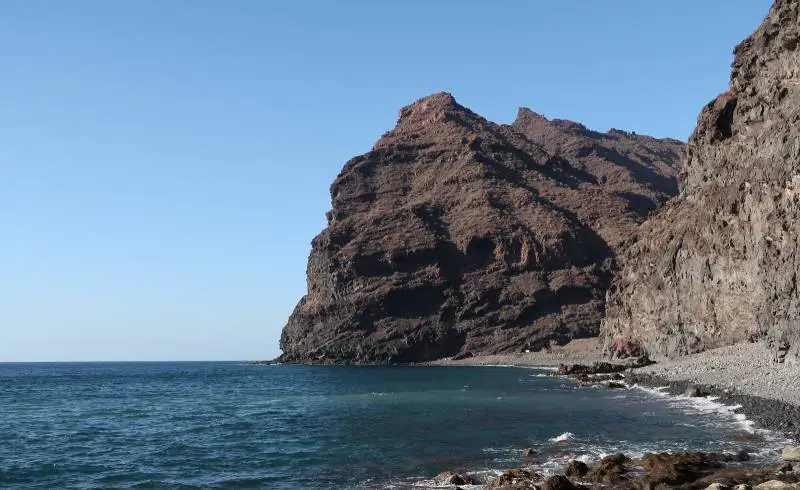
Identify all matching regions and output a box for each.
[1,1,773,361]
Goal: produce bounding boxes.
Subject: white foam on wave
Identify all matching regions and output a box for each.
[549,431,575,443]
[628,383,794,449]
[629,384,756,433]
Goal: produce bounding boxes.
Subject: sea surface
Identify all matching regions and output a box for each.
[0,362,788,489]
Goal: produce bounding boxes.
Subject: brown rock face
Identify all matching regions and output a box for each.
[279,93,682,364]
[603,0,800,362]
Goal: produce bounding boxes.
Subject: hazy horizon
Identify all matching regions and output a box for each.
[3,1,772,361]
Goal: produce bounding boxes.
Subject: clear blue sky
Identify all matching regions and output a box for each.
[1,1,771,361]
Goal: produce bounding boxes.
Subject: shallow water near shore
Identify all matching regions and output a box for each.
[0,363,789,489]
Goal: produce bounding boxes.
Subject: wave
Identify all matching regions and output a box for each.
[549,432,575,443]
[628,383,793,450]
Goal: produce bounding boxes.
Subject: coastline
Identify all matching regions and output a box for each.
[432,340,800,443]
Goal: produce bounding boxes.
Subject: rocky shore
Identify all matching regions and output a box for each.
[433,450,800,489]
[425,341,800,489]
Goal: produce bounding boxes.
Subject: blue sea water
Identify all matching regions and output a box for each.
[0,363,786,489]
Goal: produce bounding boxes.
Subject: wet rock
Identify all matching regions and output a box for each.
[558,356,653,376]
[634,451,726,487]
[686,386,705,397]
[585,453,630,485]
[487,468,539,489]
[734,485,753,490]
[782,446,800,462]
[778,463,794,474]
[522,448,534,457]
[564,460,589,477]
[434,470,475,486]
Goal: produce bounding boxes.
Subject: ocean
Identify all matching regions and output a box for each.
[0,362,788,489]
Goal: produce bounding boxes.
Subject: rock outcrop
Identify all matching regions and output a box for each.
[603,0,800,362]
[279,93,682,364]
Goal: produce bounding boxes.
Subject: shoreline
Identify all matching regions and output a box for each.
[432,340,800,444]
[421,342,800,489]
[626,373,800,442]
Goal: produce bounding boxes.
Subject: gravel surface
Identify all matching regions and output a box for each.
[635,342,800,406]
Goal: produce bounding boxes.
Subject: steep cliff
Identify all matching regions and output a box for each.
[279,93,683,364]
[603,0,800,362]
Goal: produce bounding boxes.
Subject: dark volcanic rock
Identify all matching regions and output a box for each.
[564,460,590,477]
[603,0,800,362]
[487,468,539,489]
[540,475,579,490]
[280,93,682,364]
[585,453,630,485]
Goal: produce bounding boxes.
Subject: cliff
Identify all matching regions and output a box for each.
[603,0,800,362]
[279,93,683,364]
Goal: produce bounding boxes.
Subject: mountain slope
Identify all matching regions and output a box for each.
[279,93,683,364]
[603,0,800,362]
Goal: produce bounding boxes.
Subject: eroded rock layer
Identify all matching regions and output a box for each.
[280,93,682,363]
[603,0,800,362]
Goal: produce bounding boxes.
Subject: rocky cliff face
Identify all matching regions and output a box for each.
[603,0,800,362]
[279,93,683,364]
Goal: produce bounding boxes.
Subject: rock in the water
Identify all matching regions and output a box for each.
[686,386,705,397]
[434,470,474,486]
[522,448,534,457]
[279,92,683,364]
[706,483,731,490]
[564,460,589,477]
[603,0,800,362]
[487,468,539,489]
[782,446,800,462]
[735,485,754,490]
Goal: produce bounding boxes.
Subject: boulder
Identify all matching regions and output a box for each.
[522,448,534,457]
[754,481,800,490]
[686,387,705,397]
[782,446,800,462]
[487,468,539,489]
[564,460,589,477]
[434,470,475,486]
[540,475,578,490]
[635,451,726,487]
[585,453,630,484]
[705,484,731,490]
